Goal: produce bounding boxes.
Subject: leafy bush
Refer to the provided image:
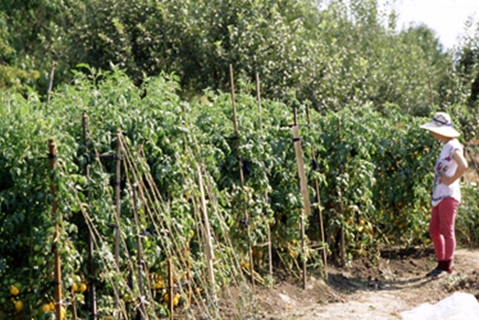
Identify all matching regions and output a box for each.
[456,182,479,246]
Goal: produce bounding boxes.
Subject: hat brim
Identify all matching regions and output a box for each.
[420,122,460,138]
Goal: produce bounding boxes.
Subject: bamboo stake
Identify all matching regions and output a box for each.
[82,112,98,319]
[255,73,273,277]
[291,125,310,290]
[71,288,78,320]
[229,64,255,288]
[337,118,346,267]
[132,183,147,320]
[185,245,193,305]
[306,106,328,276]
[49,140,63,320]
[46,61,56,104]
[196,163,216,290]
[293,105,298,127]
[114,128,122,310]
[180,104,196,303]
[168,257,174,320]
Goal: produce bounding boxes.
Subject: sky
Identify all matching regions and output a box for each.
[381,0,479,49]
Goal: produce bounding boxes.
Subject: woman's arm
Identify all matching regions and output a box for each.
[439,149,468,185]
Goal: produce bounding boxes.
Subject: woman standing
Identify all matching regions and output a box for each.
[420,112,468,277]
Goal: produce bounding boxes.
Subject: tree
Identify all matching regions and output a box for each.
[451,18,479,140]
[0,0,459,117]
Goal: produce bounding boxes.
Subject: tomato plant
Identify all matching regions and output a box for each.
[0,68,471,318]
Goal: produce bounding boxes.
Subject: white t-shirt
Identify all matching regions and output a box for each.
[431,139,463,207]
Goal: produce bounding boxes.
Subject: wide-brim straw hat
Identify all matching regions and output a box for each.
[420,112,460,138]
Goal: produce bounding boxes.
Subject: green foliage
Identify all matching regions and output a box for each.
[300,105,438,259]
[456,183,479,246]
[451,20,479,140]
[0,11,40,90]
[0,0,478,316]
[1,68,474,318]
[0,0,69,92]
[0,0,468,116]
[0,45,475,317]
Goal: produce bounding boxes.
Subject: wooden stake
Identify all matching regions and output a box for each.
[306,106,328,276]
[185,245,193,304]
[46,61,56,104]
[114,128,122,309]
[291,126,310,290]
[291,127,311,217]
[49,140,63,320]
[255,73,273,277]
[82,112,98,319]
[132,183,147,320]
[229,64,255,288]
[293,106,298,127]
[337,118,346,267]
[196,163,215,289]
[72,289,78,320]
[168,257,174,320]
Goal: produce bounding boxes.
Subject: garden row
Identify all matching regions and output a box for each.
[0,67,477,319]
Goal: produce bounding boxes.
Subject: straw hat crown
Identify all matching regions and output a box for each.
[420,112,460,138]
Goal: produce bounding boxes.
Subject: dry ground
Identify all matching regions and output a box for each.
[252,246,479,319]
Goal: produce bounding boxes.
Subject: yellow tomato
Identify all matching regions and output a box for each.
[79,283,87,293]
[14,300,23,312]
[155,280,164,289]
[173,295,180,307]
[41,304,51,313]
[72,283,78,292]
[10,285,19,296]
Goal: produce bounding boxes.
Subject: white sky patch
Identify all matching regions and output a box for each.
[382,0,478,49]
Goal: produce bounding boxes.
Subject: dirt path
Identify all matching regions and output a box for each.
[255,247,479,319]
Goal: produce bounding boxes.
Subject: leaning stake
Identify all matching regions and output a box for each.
[82,113,98,319]
[337,117,346,267]
[46,61,56,104]
[49,140,63,320]
[196,163,216,290]
[255,73,273,277]
[291,125,311,290]
[229,64,255,287]
[114,128,122,309]
[132,183,147,319]
[306,106,328,276]
[168,257,174,320]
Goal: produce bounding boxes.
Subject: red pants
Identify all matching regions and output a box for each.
[429,197,459,261]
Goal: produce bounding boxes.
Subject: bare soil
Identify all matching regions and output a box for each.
[252,246,479,319]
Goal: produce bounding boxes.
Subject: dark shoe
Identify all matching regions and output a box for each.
[441,260,453,273]
[426,268,447,278]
